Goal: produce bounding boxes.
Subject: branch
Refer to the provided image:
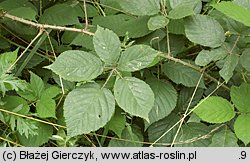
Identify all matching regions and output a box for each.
[1,12,94,36]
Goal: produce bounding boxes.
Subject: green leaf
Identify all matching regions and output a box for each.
[240,49,250,71]
[168,19,185,35]
[70,33,94,50]
[118,45,158,72]
[39,4,79,25]
[7,116,38,138]
[64,86,115,137]
[109,125,143,147]
[163,61,206,88]
[209,126,238,147]
[0,48,18,63]
[42,86,61,99]
[219,54,239,83]
[114,77,155,121]
[105,108,126,138]
[8,7,36,21]
[117,0,160,16]
[184,14,225,48]
[234,0,250,10]
[175,123,212,147]
[195,47,227,66]
[30,72,44,99]
[213,2,250,27]
[147,15,169,30]
[194,96,235,123]
[0,48,18,72]
[146,79,177,125]
[18,122,53,147]
[45,50,103,82]
[231,83,250,113]
[169,0,200,19]
[2,96,29,114]
[147,113,179,146]
[100,0,122,15]
[169,5,194,19]
[0,74,27,97]
[93,14,151,38]
[93,26,121,65]
[17,84,36,102]
[234,114,250,145]
[36,94,56,118]
[170,0,197,8]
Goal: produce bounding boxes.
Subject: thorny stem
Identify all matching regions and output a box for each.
[1,12,94,36]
